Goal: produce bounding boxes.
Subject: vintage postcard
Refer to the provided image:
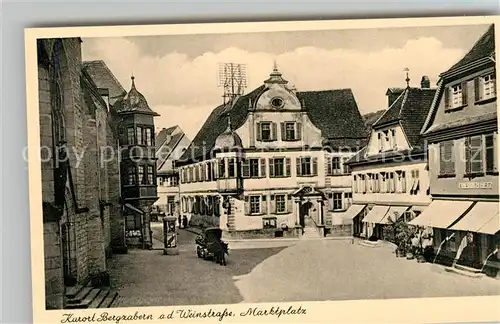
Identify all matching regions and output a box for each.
[25,15,500,324]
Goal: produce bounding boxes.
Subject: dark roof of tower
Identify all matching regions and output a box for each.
[113,76,160,116]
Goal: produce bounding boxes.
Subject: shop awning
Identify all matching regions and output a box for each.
[450,202,499,234]
[125,203,144,215]
[362,205,389,224]
[342,204,366,220]
[409,200,473,228]
[380,206,410,224]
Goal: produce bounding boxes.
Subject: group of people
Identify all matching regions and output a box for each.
[410,227,434,260]
[177,214,188,229]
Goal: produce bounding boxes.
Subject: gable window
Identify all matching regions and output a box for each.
[390,129,397,149]
[127,127,135,145]
[256,122,277,142]
[327,156,342,176]
[127,166,136,185]
[269,157,291,177]
[296,157,317,177]
[281,122,301,141]
[439,140,455,176]
[445,81,468,110]
[475,73,497,102]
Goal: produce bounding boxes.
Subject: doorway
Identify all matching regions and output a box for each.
[299,201,314,228]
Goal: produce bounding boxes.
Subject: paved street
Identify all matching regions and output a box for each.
[234,239,500,303]
[107,228,285,307]
[108,228,500,307]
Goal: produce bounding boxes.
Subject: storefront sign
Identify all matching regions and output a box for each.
[458,181,493,189]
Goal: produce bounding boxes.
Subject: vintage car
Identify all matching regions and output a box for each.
[195,227,229,261]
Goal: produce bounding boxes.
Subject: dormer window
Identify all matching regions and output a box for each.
[452,84,463,107]
[280,121,302,141]
[475,73,497,102]
[445,81,467,111]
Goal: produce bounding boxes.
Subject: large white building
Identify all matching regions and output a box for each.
[176,64,368,239]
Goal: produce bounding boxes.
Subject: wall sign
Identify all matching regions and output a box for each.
[458,181,493,189]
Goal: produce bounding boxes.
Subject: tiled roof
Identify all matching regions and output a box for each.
[345,145,427,166]
[155,125,178,150]
[386,87,405,95]
[80,67,107,117]
[372,87,436,148]
[82,60,127,105]
[157,132,185,170]
[443,24,495,74]
[113,77,160,116]
[362,110,386,129]
[178,87,367,163]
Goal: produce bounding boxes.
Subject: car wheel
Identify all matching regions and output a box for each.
[196,247,202,258]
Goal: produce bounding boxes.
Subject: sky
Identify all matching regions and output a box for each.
[81,24,491,141]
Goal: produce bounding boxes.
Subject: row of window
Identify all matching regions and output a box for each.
[353,170,421,195]
[244,194,293,215]
[180,156,320,183]
[439,133,498,176]
[445,73,496,110]
[256,121,302,142]
[126,125,154,146]
[180,196,221,216]
[326,156,351,176]
[125,164,155,185]
[157,176,178,187]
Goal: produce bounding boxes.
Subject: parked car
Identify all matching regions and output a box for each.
[195,227,229,265]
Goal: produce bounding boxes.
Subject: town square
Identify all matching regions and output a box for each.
[35,21,499,310]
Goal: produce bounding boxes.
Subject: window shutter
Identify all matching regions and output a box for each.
[474,77,481,101]
[285,158,291,177]
[470,135,484,173]
[377,133,382,151]
[260,158,266,177]
[296,158,302,176]
[242,159,250,178]
[261,195,267,214]
[244,196,250,215]
[401,172,406,193]
[271,122,278,141]
[280,122,286,141]
[312,157,318,175]
[270,194,276,214]
[353,175,357,193]
[444,87,451,109]
[296,122,302,140]
[256,122,262,141]
[326,156,332,176]
[287,195,292,213]
[269,158,275,177]
[461,81,468,106]
[465,137,471,174]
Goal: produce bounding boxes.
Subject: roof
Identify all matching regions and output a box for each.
[372,87,436,148]
[362,109,386,129]
[82,60,127,105]
[443,24,495,74]
[80,67,108,117]
[345,145,426,166]
[156,125,178,151]
[424,111,497,135]
[386,88,405,95]
[113,77,160,116]
[178,86,367,163]
[157,132,186,170]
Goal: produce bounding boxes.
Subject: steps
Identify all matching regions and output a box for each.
[65,285,118,309]
[358,240,379,248]
[445,264,486,279]
[301,226,321,240]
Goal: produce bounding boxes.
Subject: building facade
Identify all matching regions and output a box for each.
[345,76,436,240]
[84,61,161,250]
[39,39,118,309]
[413,24,499,276]
[176,64,367,239]
[154,125,191,217]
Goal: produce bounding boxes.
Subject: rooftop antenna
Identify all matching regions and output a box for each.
[404,67,410,88]
[217,62,247,105]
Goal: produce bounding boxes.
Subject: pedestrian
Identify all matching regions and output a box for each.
[182,215,188,229]
[178,214,182,229]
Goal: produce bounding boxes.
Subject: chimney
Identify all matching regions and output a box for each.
[421,76,430,89]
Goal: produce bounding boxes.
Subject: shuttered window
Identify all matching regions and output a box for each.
[485,133,497,172]
[269,157,290,177]
[439,140,455,175]
[218,158,226,178]
[465,136,484,174]
[297,157,316,176]
[257,122,277,141]
[353,175,358,193]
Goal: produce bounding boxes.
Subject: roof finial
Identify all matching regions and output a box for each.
[404,67,410,88]
[131,74,136,89]
[273,60,278,71]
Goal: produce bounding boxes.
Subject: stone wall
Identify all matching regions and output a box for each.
[44,221,64,310]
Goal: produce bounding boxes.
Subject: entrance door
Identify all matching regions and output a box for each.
[300,201,314,228]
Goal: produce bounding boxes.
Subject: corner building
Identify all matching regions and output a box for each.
[413,24,500,277]
[177,64,367,239]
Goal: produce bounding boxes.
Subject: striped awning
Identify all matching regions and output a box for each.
[380,206,410,224]
[342,204,366,220]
